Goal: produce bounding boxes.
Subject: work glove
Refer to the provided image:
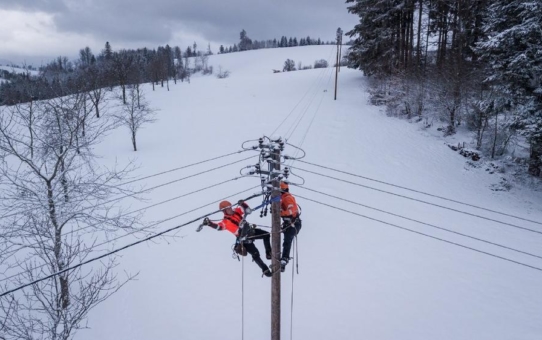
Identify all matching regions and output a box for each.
[238,200,252,215]
[202,217,210,226]
[282,217,292,226]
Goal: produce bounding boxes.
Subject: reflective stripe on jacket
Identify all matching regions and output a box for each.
[217,206,245,236]
[281,192,299,218]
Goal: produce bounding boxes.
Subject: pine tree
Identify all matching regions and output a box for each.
[239,29,251,51]
[477,0,542,176]
[346,0,402,76]
[103,41,113,60]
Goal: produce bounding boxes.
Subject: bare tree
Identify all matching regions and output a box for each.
[86,64,108,118]
[216,66,231,79]
[197,54,210,74]
[0,93,141,340]
[112,51,134,104]
[114,86,157,151]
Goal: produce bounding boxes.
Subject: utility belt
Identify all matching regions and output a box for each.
[282,215,300,227]
[234,242,248,257]
[233,221,255,257]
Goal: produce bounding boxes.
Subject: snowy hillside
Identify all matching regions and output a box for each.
[0,65,39,76]
[23,45,542,340]
[0,65,39,83]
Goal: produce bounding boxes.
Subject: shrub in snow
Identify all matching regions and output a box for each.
[283,59,296,72]
[216,66,231,79]
[314,59,328,69]
[202,65,213,75]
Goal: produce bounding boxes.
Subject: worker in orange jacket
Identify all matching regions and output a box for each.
[279,182,302,272]
[202,200,272,277]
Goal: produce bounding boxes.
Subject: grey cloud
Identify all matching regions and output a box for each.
[58,0,352,42]
[0,0,67,13]
[2,0,357,58]
[55,9,173,43]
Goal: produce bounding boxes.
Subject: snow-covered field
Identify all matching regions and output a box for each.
[0,65,39,76]
[20,45,542,339]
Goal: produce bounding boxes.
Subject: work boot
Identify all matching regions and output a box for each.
[280,259,288,273]
[266,251,272,260]
[263,269,272,277]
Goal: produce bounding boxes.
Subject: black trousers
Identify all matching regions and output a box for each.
[242,228,271,271]
[281,219,302,261]
[248,228,271,256]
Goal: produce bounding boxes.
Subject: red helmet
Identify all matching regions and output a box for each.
[219,200,232,210]
[280,182,289,190]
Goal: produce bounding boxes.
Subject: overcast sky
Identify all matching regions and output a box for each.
[0,0,359,66]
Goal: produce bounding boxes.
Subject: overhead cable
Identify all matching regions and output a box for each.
[291,166,542,235]
[295,194,542,273]
[297,159,542,226]
[295,185,542,260]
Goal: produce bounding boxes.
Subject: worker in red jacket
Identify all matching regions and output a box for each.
[280,182,302,272]
[202,200,272,277]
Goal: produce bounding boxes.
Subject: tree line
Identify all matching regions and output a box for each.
[218,29,341,54]
[346,0,542,177]
[0,42,192,106]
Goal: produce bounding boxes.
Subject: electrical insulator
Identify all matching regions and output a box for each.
[258,137,264,149]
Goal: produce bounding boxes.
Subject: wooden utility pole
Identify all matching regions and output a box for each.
[271,143,282,340]
[334,27,342,100]
[338,33,343,73]
[334,39,340,100]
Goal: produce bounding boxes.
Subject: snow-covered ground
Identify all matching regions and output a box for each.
[12,45,542,339]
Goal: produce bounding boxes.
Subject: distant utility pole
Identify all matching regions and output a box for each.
[338,29,343,73]
[334,27,343,100]
[271,140,282,340]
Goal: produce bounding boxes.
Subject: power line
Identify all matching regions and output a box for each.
[0,189,264,296]
[289,66,335,165]
[0,154,255,221]
[284,47,337,140]
[284,71,328,140]
[291,166,542,235]
[118,149,251,186]
[272,45,336,138]
[285,68,329,140]
[1,176,245,260]
[294,194,542,273]
[0,185,261,284]
[1,149,249,219]
[89,184,261,253]
[297,159,542,226]
[271,64,328,137]
[295,185,542,260]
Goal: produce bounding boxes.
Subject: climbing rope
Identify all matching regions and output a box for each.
[290,235,297,340]
[241,254,245,340]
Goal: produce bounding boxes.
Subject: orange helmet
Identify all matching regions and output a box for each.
[219,200,232,210]
[280,182,289,190]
